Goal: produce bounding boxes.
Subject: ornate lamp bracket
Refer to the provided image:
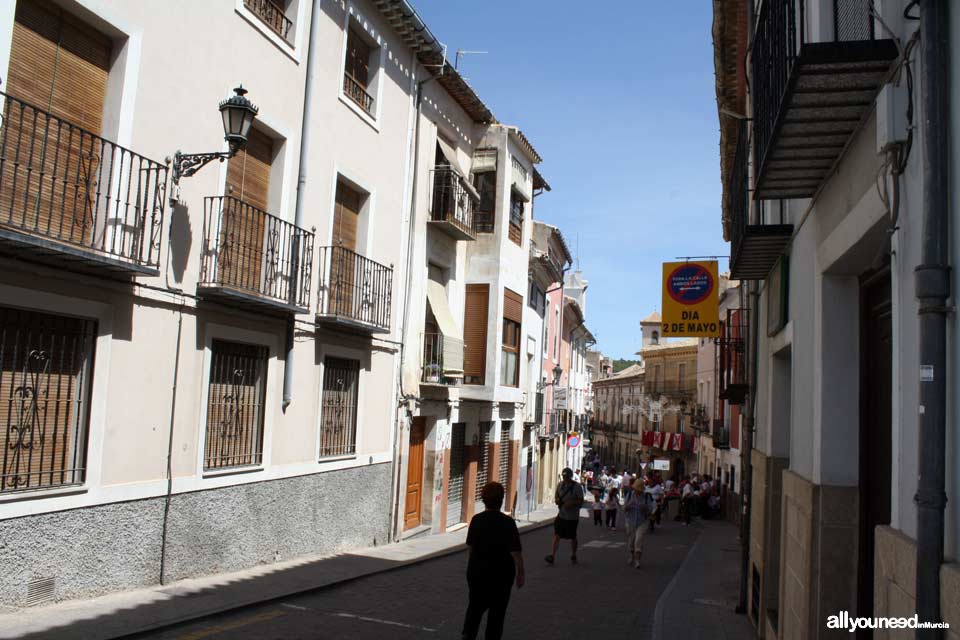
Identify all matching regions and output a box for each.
[170,144,239,186]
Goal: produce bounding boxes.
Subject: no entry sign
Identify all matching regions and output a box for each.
[661,260,720,337]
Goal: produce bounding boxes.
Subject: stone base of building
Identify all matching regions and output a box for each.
[0,463,391,610]
[873,526,960,640]
[749,449,789,638]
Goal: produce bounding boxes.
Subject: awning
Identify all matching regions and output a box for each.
[437,138,480,201]
[426,279,464,376]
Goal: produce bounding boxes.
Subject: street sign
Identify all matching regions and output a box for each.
[661,260,720,337]
[567,433,580,448]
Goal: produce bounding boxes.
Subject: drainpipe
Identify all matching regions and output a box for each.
[282,0,322,410]
[915,0,950,634]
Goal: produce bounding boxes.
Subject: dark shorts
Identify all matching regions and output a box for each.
[554,517,579,540]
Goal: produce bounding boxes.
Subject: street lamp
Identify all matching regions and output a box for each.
[170,86,259,186]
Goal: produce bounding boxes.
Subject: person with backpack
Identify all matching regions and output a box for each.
[545,468,585,565]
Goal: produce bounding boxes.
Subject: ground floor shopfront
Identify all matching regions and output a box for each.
[398,400,523,537]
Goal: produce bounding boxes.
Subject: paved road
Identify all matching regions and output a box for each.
[141,516,702,640]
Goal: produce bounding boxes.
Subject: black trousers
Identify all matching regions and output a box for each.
[605,509,617,528]
[462,579,513,640]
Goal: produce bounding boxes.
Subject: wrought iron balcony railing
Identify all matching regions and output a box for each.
[718,308,750,405]
[752,0,897,200]
[0,91,167,274]
[421,332,464,386]
[244,0,294,43]
[430,167,477,241]
[317,245,392,332]
[199,196,314,313]
[343,73,374,115]
[711,420,731,449]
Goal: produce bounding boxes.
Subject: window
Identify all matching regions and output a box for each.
[501,318,520,387]
[464,284,489,385]
[528,281,545,314]
[501,289,523,387]
[319,357,360,458]
[204,340,268,471]
[243,0,295,44]
[508,192,523,246]
[343,27,374,115]
[678,363,686,387]
[0,306,95,493]
[651,330,660,344]
[473,171,496,232]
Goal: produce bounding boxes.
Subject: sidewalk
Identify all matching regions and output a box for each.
[0,506,557,640]
[652,517,757,640]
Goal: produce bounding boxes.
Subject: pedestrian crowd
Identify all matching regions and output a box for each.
[460,464,725,639]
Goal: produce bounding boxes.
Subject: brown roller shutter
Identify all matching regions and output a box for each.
[226,127,274,211]
[2,0,111,246]
[463,284,489,384]
[330,182,363,316]
[503,288,523,324]
[220,128,273,291]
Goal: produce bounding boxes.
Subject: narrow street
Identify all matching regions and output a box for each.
[131,514,748,640]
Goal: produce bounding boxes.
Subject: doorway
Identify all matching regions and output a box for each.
[857,267,892,625]
[404,418,426,530]
[447,423,466,528]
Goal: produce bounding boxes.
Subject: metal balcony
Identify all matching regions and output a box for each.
[198,196,314,314]
[711,421,731,450]
[429,167,477,241]
[243,0,293,43]
[718,308,750,405]
[317,245,392,333]
[0,91,167,276]
[730,121,793,280]
[421,332,463,386]
[752,0,898,200]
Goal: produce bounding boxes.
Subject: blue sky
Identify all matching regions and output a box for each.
[414,1,729,359]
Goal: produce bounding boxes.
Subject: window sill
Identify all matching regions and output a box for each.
[318,454,357,464]
[202,465,265,479]
[0,484,87,504]
[338,93,380,133]
[235,5,300,64]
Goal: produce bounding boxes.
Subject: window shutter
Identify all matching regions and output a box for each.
[503,288,523,324]
[463,284,489,382]
[226,127,274,212]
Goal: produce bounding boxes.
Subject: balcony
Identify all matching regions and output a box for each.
[730,120,793,280]
[711,421,731,450]
[0,91,167,276]
[317,245,392,333]
[343,73,374,115]
[752,0,898,200]
[198,196,314,314]
[718,308,750,405]
[421,332,464,386]
[243,0,293,43]
[429,167,477,241]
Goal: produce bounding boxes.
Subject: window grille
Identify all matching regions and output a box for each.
[204,340,268,470]
[0,306,95,493]
[320,357,360,458]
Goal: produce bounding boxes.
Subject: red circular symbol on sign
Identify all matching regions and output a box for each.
[568,435,580,448]
[667,263,714,305]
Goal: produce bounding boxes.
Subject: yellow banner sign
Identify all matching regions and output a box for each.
[661,261,720,337]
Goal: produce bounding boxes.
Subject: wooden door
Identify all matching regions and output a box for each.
[404,418,426,530]
[857,267,892,624]
[331,182,361,316]
[219,128,273,291]
[2,0,111,246]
